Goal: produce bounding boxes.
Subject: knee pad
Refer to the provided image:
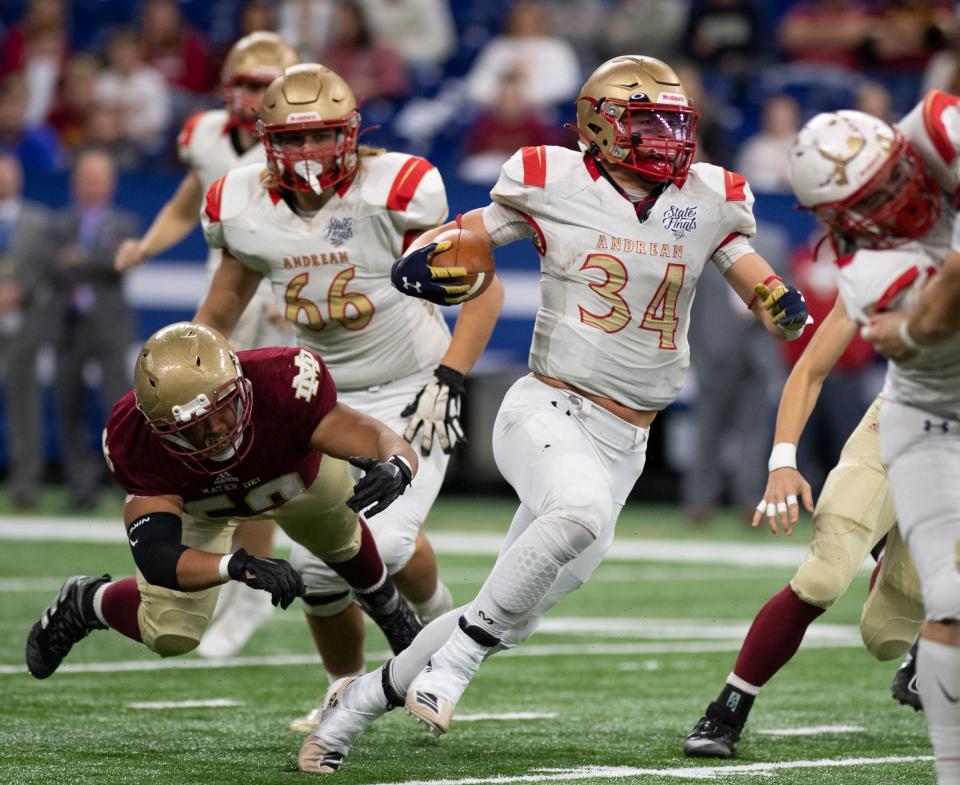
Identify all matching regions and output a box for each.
[301,590,354,618]
[141,606,206,657]
[545,455,612,541]
[791,543,852,609]
[365,518,418,574]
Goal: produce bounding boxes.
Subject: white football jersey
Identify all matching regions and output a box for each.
[837,90,960,418]
[487,145,757,411]
[201,152,451,390]
[178,109,267,273]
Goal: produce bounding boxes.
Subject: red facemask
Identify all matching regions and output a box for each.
[223,76,274,134]
[259,112,361,193]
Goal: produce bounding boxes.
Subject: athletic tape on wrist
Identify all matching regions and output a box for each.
[898,320,925,352]
[218,554,233,582]
[768,442,797,472]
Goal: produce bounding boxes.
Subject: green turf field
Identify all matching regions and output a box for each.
[0,497,934,785]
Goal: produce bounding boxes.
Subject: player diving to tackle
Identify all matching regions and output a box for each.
[26,322,420,678]
[296,55,812,773]
[192,63,503,728]
[114,31,301,659]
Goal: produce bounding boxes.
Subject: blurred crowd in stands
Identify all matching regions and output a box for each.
[0,0,955,516]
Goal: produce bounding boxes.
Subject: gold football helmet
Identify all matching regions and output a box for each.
[222,32,299,132]
[134,322,253,474]
[258,63,361,194]
[576,56,699,186]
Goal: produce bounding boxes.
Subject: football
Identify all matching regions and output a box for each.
[426,226,496,302]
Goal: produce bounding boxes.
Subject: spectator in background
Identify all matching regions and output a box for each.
[95,29,172,158]
[79,101,143,171]
[47,55,99,150]
[538,0,610,68]
[459,68,561,184]
[675,62,736,169]
[921,37,960,94]
[0,0,69,127]
[50,149,138,510]
[602,0,690,65]
[0,154,54,508]
[139,0,215,100]
[0,74,63,173]
[735,94,800,193]
[465,1,580,109]
[278,0,334,61]
[355,0,456,70]
[239,0,278,37]
[682,224,789,526]
[780,228,876,494]
[778,0,873,71]
[862,0,955,74]
[855,80,894,121]
[318,1,409,102]
[681,0,764,86]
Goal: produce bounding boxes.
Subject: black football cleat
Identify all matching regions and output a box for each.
[891,641,923,712]
[683,701,743,758]
[26,575,110,679]
[353,577,422,654]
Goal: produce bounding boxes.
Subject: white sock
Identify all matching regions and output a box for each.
[389,606,464,694]
[918,637,960,784]
[413,581,454,624]
[92,582,111,627]
[428,625,487,682]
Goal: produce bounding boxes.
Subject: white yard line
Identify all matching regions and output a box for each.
[370,757,933,785]
[0,637,861,677]
[0,518,821,567]
[126,698,244,709]
[755,725,865,737]
[455,712,558,722]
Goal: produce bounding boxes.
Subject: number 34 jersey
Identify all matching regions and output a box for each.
[201,152,451,391]
[487,146,758,411]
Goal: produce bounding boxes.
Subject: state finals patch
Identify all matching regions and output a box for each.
[662,205,697,239]
[323,216,353,246]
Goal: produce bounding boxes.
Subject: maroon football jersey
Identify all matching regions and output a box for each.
[104,347,337,519]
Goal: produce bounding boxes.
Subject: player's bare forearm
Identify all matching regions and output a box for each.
[774,296,857,445]
[309,402,419,476]
[722,252,791,338]
[407,208,493,254]
[142,172,204,257]
[441,274,504,374]
[908,249,960,345]
[193,252,262,337]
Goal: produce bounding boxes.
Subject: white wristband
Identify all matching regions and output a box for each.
[218,554,233,582]
[392,454,413,477]
[768,442,797,472]
[898,320,925,353]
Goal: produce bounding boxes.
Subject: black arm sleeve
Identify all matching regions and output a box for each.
[127,512,189,590]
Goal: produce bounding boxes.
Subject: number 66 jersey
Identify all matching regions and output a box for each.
[201,152,451,391]
[483,145,758,411]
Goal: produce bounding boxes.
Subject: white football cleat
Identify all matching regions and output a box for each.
[404,664,467,737]
[298,671,393,772]
[291,701,324,734]
[196,582,274,659]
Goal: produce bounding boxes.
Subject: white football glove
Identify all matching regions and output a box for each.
[401,365,467,455]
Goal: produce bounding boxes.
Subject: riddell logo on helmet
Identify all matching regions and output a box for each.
[286,111,323,122]
[657,92,687,105]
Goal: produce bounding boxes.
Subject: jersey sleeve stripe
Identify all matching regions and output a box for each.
[875,266,920,312]
[723,169,747,201]
[711,231,740,256]
[515,208,547,256]
[521,146,548,188]
[177,112,205,150]
[204,176,227,223]
[922,90,960,165]
[582,153,602,181]
[386,157,434,212]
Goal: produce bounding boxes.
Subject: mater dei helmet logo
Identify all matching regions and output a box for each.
[662,205,697,239]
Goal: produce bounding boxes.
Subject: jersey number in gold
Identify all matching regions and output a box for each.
[284,267,375,332]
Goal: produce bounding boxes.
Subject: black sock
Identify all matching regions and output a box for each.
[716,683,755,726]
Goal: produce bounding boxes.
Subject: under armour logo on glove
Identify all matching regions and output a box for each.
[401,365,467,455]
[754,278,813,338]
[390,241,472,305]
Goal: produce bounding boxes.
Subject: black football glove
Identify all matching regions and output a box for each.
[401,364,467,455]
[390,241,472,305]
[226,547,305,609]
[346,455,413,518]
